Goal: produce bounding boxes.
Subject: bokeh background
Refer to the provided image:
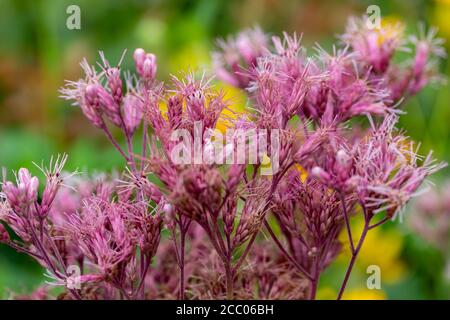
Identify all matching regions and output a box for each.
[0,0,449,299]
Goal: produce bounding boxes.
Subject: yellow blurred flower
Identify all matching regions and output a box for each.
[339,219,407,284]
[317,286,386,300]
[169,42,210,74]
[158,80,246,133]
[295,164,308,182]
[377,16,405,47]
[342,288,387,300]
[214,82,246,133]
[158,100,168,119]
[433,0,450,39]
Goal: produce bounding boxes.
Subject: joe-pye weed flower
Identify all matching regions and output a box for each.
[0,15,446,300]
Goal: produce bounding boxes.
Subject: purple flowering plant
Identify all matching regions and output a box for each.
[0,16,447,300]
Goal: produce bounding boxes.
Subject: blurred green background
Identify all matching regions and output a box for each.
[0,0,449,299]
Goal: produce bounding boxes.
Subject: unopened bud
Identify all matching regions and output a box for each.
[167,95,183,129]
[336,149,350,168]
[107,67,123,103]
[311,166,331,183]
[133,48,146,65]
[163,203,174,216]
[85,84,101,107]
[186,90,205,121]
[134,48,157,80]
[17,168,39,201]
[123,94,143,134]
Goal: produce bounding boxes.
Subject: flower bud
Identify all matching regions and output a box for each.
[80,103,103,128]
[85,84,101,108]
[18,168,39,201]
[167,95,183,129]
[336,149,350,168]
[123,94,144,134]
[18,168,32,185]
[96,85,119,114]
[143,54,157,79]
[162,203,176,230]
[99,93,122,127]
[2,181,19,209]
[163,203,174,216]
[107,67,123,103]
[335,149,353,180]
[133,48,146,65]
[186,89,205,121]
[82,84,104,128]
[134,48,157,80]
[2,169,39,211]
[311,166,331,184]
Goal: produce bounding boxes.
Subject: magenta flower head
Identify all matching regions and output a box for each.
[2,168,39,212]
[99,51,124,104]
[133,48,157,81]
[35,154,70,218]
[246,33,312,127]
[60,60,105,129]
[235,27,268,66]
[172,166,223,223]
[365,150,447,221]
[65,199,134,277]
[213,27,268,88]
[166,73,228,132]
[310,147,356,193]
[90,83,122,127]
[350,115,447,220]
[307,47,391,125]
[339,16,446,105]
[341,16,403,73]
[17,168,39,201]
[107,67,123,103]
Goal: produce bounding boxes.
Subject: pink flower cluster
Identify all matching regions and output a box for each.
[0,16,446,300]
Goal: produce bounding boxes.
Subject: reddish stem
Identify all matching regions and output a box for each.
[337,219,370,300]
[339,192,355,254]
